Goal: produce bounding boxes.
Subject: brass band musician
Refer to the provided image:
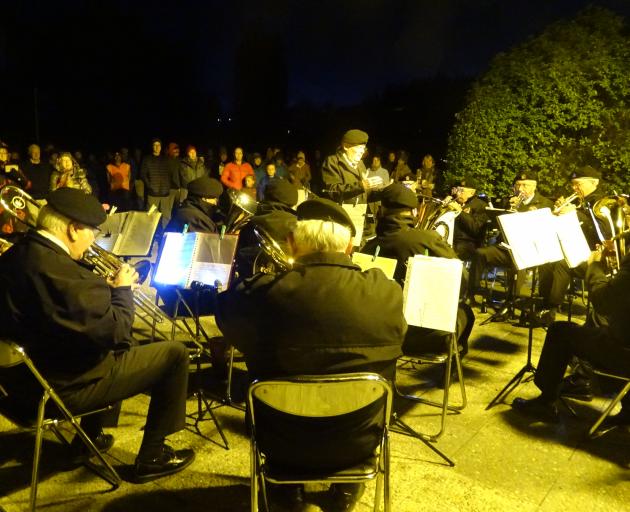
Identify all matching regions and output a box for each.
[449,176,489,261]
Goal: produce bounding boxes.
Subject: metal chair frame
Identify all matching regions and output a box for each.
[0,340,121,511]
[248,373,392,512]
[587,368,630,439]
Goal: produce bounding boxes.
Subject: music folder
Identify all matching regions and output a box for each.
[152,232,239,290]
[96,211,161,256]
[351,252,398,280]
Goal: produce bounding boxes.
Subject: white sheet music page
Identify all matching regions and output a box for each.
[341,203,367,247]
[498,208,563,270]
[555,210,591,268]
[402,255,462,332]
[351,252,398,280]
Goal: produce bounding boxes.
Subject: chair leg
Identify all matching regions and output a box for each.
[384,432,391,512]
[250,439,258,512]
[589,381,630,439]
[30,391,50,512]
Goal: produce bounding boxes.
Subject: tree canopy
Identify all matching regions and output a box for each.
[445,7,630,198]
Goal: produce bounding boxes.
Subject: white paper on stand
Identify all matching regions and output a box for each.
[351,252,398,280]
[342,203,367,247]
[402,255,462,333]
[554,210,591,268]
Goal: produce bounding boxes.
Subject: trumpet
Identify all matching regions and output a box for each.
[0,185,184,337]
[507,192,527,212]
[552,192,581,214]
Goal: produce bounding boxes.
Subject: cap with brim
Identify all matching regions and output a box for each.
[570,165,601,180]
[380,183,418,209]
[513,170,538,183]
[341,129,369,147]
[47,187,106,228]
[296,198,356,236]
[187,177,223,198]
[265,179,298,207]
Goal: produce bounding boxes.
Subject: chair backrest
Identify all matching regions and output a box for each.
[249,372,392,423]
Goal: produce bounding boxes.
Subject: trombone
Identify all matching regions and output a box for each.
[0,185,186,338]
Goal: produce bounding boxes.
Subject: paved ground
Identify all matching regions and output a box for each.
[1,290,629,511]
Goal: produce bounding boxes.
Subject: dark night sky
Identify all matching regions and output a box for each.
[1,0,629,150]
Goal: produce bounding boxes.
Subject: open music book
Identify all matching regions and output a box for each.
[96,211,161,256]
[342,203,367,247]
[403,255,462,332]
[153,232,238,289]
[498,208,590,270]
[351,252,398,280]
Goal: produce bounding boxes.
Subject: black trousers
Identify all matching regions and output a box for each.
[58,341,189,445]
[469,244,527,298]
[538,260,587,308]
[534,321,630,406]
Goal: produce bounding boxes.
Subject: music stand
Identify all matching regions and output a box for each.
[152,232,240,448]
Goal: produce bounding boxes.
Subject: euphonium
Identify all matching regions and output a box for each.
[0,184,183,334]
[592,195,628,270]
[251,225,293,274]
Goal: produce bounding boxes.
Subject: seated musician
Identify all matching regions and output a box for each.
[166,176,224,233]
[362,183,475,356]
[536,165,611,325]
[234,179,298,279]
[468,170,553,305]
[513,249,630,431]
[449,176,489,261]
[0,188,194,482]
[217,198,406,512]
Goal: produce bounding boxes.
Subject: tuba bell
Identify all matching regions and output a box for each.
[251,225,293,274]
[592,195,628,268]
[224,189,258,233]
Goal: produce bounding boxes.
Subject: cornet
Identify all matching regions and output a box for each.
[552,192,581,214]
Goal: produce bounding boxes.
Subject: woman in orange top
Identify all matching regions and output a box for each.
[106,151,133,210]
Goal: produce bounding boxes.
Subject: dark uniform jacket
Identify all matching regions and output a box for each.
[317,150,368,205]
[0,231,134,388]
[167,197,220,234]
[454,196,489,245]
[216,251,406,470]
[516,191,553,212]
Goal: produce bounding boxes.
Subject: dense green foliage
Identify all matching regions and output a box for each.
[446,8,630,199]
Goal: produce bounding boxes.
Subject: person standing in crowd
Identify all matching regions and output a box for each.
[288,150,311,190]
[140,138,173,228]
[391,150,414,182]
[417,154,438,198]
[179,145,207,203]
[0,143,30,190]
[383,151,397,175]
[251,152,266,183]
[256,162,283,201]
[316,129,382,205]
[165,142,182,208]
[50,152,92,194]
[106,151,133,211]
[0,188,195,483]
[22,144,52,200]
[448,176,489,261]
[217,197,406,512]
[220,147,254,191]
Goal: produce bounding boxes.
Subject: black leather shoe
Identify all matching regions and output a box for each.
[327,483,366,512]
[530,309,556,328]
[559,375,594,401]
[596,409,630,436]
[69,432,115,464]
[512,396,559,421]
[134,446,195,483]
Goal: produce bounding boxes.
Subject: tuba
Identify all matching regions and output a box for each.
[415,195,458,245]
[224,189,258,233]
[0,185,185,335]
[591,195,628,270]
[251,225,293,274]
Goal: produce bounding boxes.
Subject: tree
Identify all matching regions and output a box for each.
[446,7,630,199]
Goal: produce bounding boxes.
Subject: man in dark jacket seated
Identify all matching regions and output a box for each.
[167,176,224,233]
[0,188,194,482]
[217,198,406,511]
[362,183,475,357]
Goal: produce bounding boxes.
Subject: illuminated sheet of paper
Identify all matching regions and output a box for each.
[498,208,564,270]
[402,255,462,332]
[342,203,367,247]
[351,252,398,280]
[555,210,591,268]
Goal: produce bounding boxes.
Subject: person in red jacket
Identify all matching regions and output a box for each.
[220,147,253,190]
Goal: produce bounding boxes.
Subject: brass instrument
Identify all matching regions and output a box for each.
[552,192,581,214]
[591,195,628,271]
[0,185,184,336]
[507,192,527,212]
[0,237,13,255]
[225,189,258,233]
[251,225,293,274]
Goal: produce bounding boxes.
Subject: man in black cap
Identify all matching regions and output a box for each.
[0,188,195,482]
[234,179,298,279]
[167,176,224,233]
[217,197,406,511]
[363,183,475,356]
[537,165,611,326]
[468,170,552,306]
[315,128,383,205]
[448,176,489,260]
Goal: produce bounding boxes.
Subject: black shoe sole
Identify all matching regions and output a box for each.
[560,392,594,402]
[133,452,196,483]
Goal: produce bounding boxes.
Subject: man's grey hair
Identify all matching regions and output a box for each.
[292,219,352,254]
[36,204,72,233]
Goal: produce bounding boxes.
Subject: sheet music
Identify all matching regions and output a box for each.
[96,211,161,256]
[152,233,195,287]
[188,262,232,289]
[555,210,591,268]
[351,252,397,280]
[498,208,564,270]
[402,255,462,332]
[342,203,367,247]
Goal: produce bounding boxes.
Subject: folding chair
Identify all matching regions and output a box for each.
[248,373,392,512]
[587,367,630,439]
[0,339,121,511]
